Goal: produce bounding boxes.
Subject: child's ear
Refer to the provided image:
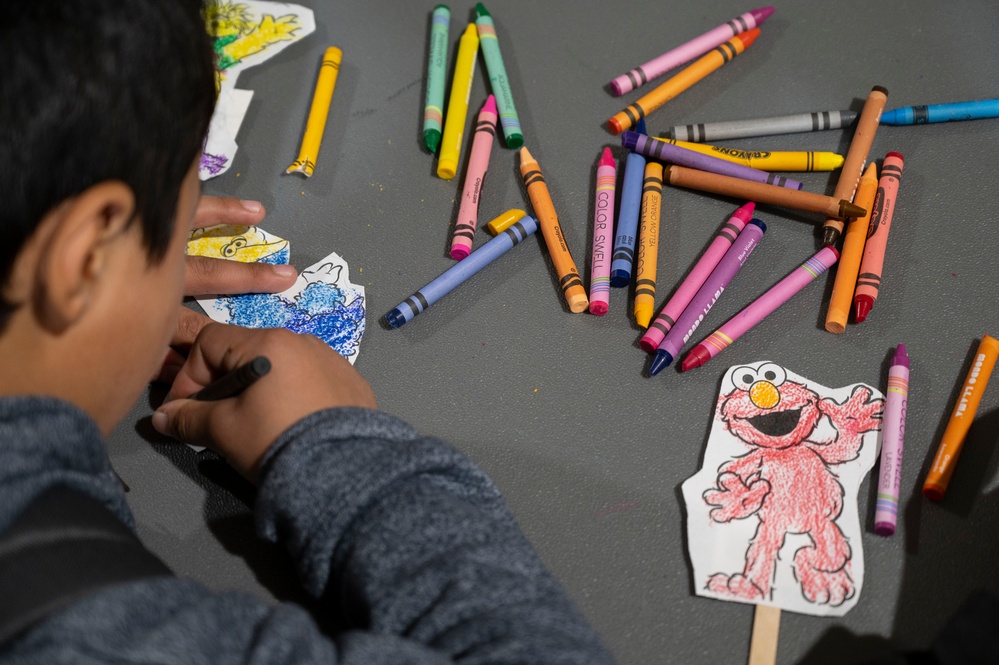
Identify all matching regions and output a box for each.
[37,181,136,332]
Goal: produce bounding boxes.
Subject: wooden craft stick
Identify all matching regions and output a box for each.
[748,605,780,665]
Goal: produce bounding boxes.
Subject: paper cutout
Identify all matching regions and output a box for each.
[187,224,290,265]
[193,236,365,363]
[682,361,883,616]
[201,1,316,179]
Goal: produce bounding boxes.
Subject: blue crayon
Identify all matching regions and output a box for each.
[611,118,647,287]
[880,98,999,125]
[385,214,538,328]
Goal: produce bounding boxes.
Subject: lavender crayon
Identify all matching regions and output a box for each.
[874,344,910,536]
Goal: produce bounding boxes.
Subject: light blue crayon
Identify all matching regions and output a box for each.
[385,214,538,328]
[611,118,647,287]
[880,98,999,125]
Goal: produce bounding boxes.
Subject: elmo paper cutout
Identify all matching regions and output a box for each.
[682,361,883,616]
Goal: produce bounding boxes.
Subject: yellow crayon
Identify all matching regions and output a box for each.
[652,137,844,172]
[286,46,342,177]
[825,163,878,333]
[485,208,527,235]
[634,162,663,328]
[518,147,588,313]
[924,335,999,501]
[437,24,479,180]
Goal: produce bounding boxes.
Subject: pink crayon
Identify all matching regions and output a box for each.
[640,202,754,352]
[681,246,840,371]
[589,148,617,315]
[450,95,498,260]
[608,7,775,97]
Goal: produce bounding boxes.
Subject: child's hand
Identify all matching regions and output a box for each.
[152,323,376,482]
[156,196,298,384]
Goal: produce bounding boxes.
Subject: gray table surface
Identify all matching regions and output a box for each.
[108,1,999,663]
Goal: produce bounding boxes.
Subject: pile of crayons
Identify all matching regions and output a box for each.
[386,5,999,529]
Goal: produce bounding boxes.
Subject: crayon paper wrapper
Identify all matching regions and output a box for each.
[682,361,884,617]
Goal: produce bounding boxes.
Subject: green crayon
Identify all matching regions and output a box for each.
[474,3,523,148]
[423,5,450,153]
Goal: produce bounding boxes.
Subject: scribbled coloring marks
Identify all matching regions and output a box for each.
[682,361,884,617]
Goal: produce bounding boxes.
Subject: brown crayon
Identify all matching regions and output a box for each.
[518,147,589,313]
[660,164,865,220]
[820,86,888,246]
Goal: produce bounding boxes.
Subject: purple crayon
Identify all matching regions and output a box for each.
[648,219,766,375]
[590,148,617,315]
[609,7,775,97]
[450,95,498,260]
[874,343,910,536]
[640,202,754,352]
[621,131,803,191]
[681,246,840,371]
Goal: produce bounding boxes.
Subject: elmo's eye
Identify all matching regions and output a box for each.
[757,363,787,386]
[733,367,757,391]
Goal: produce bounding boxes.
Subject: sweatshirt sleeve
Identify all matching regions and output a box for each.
[253,407,614,665]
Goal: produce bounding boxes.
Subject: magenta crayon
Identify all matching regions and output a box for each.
[681,246,840,371]
[874,344,910,536]
[854,152,905,323]
[648,219,766,375]
[450,95,498,260]
[590,148,617,315]
[609,7,775,97]
[621,131,803,191]
[640,202,753,352]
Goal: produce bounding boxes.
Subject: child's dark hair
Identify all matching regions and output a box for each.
[0,0,216,327]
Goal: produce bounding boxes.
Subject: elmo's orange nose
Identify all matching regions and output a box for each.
[749,381,780,409]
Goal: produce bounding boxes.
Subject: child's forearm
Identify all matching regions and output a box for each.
[255,407,614,664]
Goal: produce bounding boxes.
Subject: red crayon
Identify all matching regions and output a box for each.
[854,152,904,323]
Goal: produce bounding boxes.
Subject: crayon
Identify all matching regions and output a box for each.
[518,147,588,313]
[634,161,664,327]
[609,7,774,96]
[486,208,527,235]
[422,5,450,153]
[824,162,878,333]
[385,214,538,328]
[623,130,803,190]
[641,202,754,353]
[666,109,858,143]
[474,3,523,148]
[648,219,766,375]
[880,98,999,126]
[589,148,616,315]
[821,86,888,246]
[874,344,910,537]
[854,152,905,323]
[611,119,648,287]
[192,356,271,401]
[437,24,479,180]
[285,47,342,177]
[681,246,840,371]
[652,137,845,172]
[923,335,999,501]
[450,95,497,260]
[659,164,866,220]
[608,29,760,135]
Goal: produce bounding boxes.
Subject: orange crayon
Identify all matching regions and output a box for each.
[821,86,888,246]
[634,161,664,327]
[518,147,588,313]
[608,29,760,135]
[824,162,878,333]
[923,335,999,501]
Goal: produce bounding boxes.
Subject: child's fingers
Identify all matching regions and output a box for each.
[172,306,212,348]
[152,398,226,448]
[192,196,266,228]
[166,323,275,401]
[183,256,297,296]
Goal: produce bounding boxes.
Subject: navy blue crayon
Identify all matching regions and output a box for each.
[880,98,999,125]
[385,214,538,328]
[611,118,647,287]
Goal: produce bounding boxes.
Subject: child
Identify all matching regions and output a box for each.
[0,1,614,663]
